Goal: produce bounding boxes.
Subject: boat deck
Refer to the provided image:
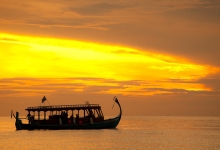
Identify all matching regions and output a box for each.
[26,104,101,111]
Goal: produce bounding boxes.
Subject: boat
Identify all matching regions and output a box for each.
[12,96,122,130]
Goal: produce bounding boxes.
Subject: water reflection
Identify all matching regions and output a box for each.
[1,116,220,149]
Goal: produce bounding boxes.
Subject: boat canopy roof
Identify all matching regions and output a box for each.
[25,104,101,112]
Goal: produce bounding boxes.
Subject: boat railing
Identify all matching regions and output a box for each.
[26,104,100,110]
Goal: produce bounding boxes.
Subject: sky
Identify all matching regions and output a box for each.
[0,0,220,116]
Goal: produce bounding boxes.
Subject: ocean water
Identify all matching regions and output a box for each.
[0,116,220,150]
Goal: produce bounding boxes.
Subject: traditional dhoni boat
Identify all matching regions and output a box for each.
[12,96,122,130]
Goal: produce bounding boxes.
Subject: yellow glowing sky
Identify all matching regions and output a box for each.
[0,32,218,98]
[1,0,220,116]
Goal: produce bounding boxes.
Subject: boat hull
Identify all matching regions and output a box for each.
[16,116,120,130]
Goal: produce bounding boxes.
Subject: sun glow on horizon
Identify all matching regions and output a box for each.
[0,32,219,96]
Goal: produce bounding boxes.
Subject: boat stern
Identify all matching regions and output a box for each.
[15,112,23,130]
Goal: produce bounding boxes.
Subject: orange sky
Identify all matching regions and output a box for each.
[1,0,220,116]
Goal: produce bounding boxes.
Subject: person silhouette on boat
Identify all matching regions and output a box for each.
[76,114,79,124]
[26,113,31,120]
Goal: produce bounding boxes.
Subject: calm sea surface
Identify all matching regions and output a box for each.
[0,116,220,150]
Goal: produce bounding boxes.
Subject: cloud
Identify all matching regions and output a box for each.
[0,0,128,30]
[69,2,126,16]
[1,0,220,116]
[0,77,215,98]
[1,77,220,116]
[1,1,220,73]
[197,73,220,91]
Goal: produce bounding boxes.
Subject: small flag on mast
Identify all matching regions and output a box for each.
[42,96,47,103]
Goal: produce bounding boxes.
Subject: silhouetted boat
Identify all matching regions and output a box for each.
[12,97,122,130]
